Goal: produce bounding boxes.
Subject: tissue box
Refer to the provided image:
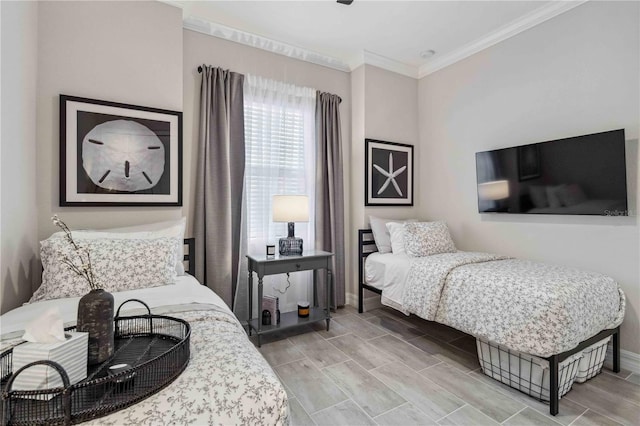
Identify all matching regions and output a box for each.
[12,332,88,395]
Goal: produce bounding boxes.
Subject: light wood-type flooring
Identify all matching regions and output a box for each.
[251,306,640,426]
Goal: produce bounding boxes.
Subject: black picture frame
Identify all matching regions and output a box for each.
[517,144,541,181]
[365,139,414,206]
[60,95,183,206]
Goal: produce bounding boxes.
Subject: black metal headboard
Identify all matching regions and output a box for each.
[183,238,195,276]
[358,229,380,313]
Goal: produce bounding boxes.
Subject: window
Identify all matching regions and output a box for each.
[242,75,316,310]
[245,103,309,241]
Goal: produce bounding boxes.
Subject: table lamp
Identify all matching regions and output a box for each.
[272,195,309,255]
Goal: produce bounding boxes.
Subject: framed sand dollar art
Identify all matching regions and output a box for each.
[60,95,182,206]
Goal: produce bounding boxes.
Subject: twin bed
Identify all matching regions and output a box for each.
[1,228,289,425]
[358,226,625,416]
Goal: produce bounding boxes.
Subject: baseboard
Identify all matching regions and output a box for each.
[344,292,382,312]
[606,346,640,375]
[345,292,357,307]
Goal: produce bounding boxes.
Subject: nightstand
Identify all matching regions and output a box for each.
[246,250,333,347]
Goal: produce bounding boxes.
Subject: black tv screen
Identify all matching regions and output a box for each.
[476,129,628,215]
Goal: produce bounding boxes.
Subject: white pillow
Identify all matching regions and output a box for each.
[49,218,187,275]
[369,216,416,254]
[31,237,180,302]
[369,216,394,253]
[386,222,408,254]
[403,221,457,257]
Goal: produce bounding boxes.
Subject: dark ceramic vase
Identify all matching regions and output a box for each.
[77,289,114,365]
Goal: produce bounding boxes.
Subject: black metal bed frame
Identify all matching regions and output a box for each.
[183,238,195,276]
[357,229,620,416]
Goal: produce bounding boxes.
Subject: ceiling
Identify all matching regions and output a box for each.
[169,0,586,78]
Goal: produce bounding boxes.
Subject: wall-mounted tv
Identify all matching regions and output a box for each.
[475,129,628,216]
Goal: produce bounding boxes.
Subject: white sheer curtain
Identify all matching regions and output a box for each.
[233,75,316,320]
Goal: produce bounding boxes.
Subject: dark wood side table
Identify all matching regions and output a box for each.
[247,250,333,347]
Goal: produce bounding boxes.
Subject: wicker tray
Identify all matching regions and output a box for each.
[1,299,191,425]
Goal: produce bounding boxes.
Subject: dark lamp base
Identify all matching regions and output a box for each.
[279,236,303,256]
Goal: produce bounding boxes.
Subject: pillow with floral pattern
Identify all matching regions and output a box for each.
[30,237,179,302]
[403,221,457,257]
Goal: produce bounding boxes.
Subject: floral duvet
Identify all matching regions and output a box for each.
[402,252,625,357]
[2,304,290,426]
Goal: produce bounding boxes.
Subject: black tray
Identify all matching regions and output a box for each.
[1,299,190,425]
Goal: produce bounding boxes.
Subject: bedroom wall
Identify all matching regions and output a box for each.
[363,64,420,221]
[35,1,184,241]
[418,1,640,354]
[351,64,419,306]
[183,29,352,311]
[1,1,40,314]
[350,65,367,305]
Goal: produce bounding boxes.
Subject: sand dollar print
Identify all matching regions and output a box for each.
[82,119,165,192]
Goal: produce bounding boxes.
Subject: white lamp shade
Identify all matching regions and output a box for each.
[478,180,510,201]
[272,195,309,222]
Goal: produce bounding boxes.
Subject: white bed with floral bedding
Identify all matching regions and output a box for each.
[1,275,289,425]
[363,220,626,358]
[1,218,289,425]
[402,252,625,358]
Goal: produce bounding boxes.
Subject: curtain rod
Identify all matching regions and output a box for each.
[197,65,341,102]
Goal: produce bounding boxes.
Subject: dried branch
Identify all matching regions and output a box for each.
[52,215,100,291]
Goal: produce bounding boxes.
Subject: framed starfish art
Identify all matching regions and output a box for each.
[365,139,414,206]
[60,95,182,206]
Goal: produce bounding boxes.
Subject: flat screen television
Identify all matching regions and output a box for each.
[475,129,628,215]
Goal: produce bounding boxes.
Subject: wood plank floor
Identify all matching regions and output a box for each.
[252,306,640,426]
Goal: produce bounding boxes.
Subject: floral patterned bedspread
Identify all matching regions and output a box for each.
[403,253,625,357]
[2,305,290,426]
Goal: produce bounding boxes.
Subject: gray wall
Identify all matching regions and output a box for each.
[35,1,184,241]
[1,1,39,313]
[0,0,183,313]
[350,64,420,306]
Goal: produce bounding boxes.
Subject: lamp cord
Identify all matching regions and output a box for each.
[273,272,292,295]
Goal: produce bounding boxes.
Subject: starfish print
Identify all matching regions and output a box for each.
[373,153,406,196]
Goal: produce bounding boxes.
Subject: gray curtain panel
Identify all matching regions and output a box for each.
[194,66,245,307]
[315,91,346,308]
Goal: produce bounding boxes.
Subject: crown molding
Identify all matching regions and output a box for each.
[157,0,184,10]
[418,0,588,78]
[181,1,588,80]
[359,51,419,79]
[183,16,351,73]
